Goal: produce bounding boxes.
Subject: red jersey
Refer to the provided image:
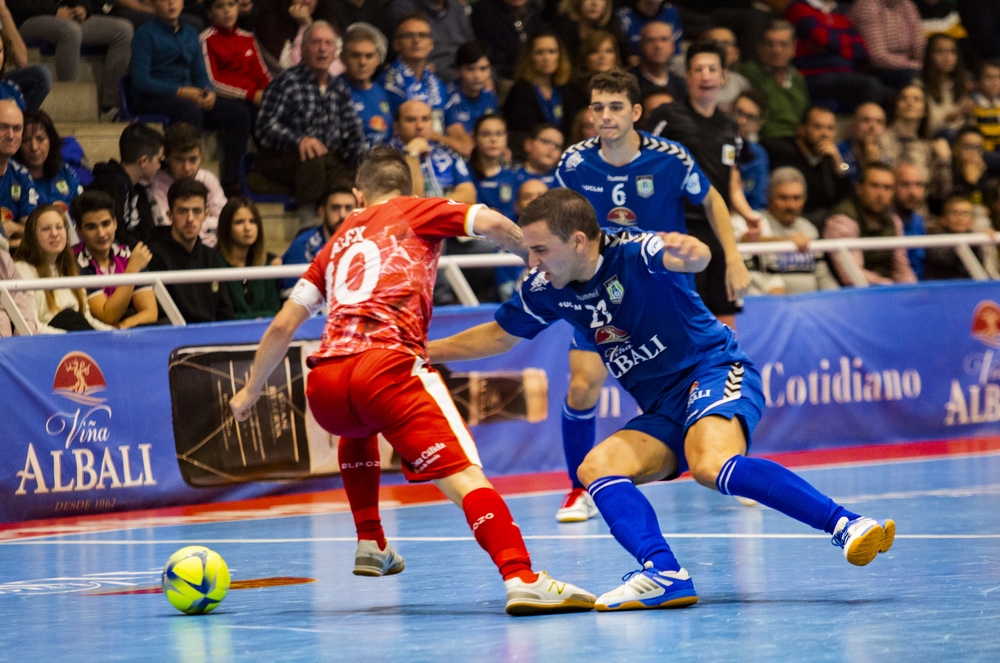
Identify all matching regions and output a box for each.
[200,25,272,101]
[290,197,484,363]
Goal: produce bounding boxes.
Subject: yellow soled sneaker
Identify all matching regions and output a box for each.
[831,516,896,566]
[504,571,597,616]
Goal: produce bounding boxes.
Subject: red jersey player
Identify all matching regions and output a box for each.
[229,146,596,616]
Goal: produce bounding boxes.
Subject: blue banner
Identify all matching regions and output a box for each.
[2,281,999,523]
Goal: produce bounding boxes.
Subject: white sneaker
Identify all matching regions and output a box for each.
[504,571,596,616]
[353,539,405,577]
[831,516,895,566]
[555,488,599,523]
[595,563,698,612]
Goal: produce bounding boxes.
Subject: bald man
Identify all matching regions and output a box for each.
[0,101,39,249]
[392,99,476,204]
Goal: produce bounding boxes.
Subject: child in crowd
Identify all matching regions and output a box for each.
[441,41,499,159]
[151,122,227,247]
[200,0,272,119]
[340,23,392,147]
[972,59,1000,174]
[513,123,564,187]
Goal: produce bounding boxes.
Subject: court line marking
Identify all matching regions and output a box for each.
[4,533,1000,545]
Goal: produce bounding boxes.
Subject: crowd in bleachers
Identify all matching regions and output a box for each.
[1,0,1000,335]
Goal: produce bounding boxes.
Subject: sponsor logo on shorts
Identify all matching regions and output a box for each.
[412,442,446,472]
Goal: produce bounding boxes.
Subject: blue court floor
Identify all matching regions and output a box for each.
[1,451,999,662]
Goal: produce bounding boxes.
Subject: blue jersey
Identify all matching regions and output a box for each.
[342,77,393,146]
[444,85,498,133]
[0,160,39,226]
[616,4,682,55]
[280,225,328,291]
[35,163,84,218]
[555,131,709,232]
[473,167,519,218]
[738,141,769,211]
[496,230,749,411]
[513,166,557,189]
[379,58,446,132]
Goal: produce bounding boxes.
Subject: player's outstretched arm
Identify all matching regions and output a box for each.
[229,300,311,422]
[472,208,529,260]
[702,186,751,301]
[658,232,711,273]
[428,321,522,363]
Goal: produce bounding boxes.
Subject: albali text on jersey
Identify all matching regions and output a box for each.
[495,230,750,412]
[554,131,709,232]
[290,197,485,365]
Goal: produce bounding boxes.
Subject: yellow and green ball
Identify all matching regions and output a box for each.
[162,546,231,614]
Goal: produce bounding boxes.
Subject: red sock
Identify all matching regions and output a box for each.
[462,487,537,583]
[339,436,385,549]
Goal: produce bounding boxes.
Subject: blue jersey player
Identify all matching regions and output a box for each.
[428,188,896,611]
[549,69,749,523]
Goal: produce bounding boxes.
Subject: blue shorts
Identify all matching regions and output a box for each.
[621,359,764,479]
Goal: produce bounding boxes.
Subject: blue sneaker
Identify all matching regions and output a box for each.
[831,516,896,566]
[595,562,698,611]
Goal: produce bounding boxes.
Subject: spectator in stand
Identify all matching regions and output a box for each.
[390,0,473,84]
[950,126,990,209]
[882,83,952,204]
[470,0,544,81]
[630,21,686,98]
[922,33,974,139]
[17,110,81,221]
[148,177,234,322]
[838,102,890,183]
[784,0,886,112]
[957,0,1000,62]
[392,98,475,203]
[924,195,987,280]
[503,31,573,148]
[254,21,367,227]
[86,122,162,248]
[563,29,618,124]
[379,14,447,128]
[738,20,808,141]
[733,89,769,211]
[14,205,113,332]
[849,0,925,90]
[255,0,337,71]
[763,105,853,227]
[0,237,38,336]
[150,122,227,247]
[703,25,749,112]
[340,23,392,148]
[554,0,627,65]
[824,162,917,286]
[893,161,928,279]
[568,104,598,142]
[277,0,347,77]
[0,0,52,110]
[734,166,839,294]
[616,0,681,58]
[513,123,563,188]
[200,0,272,123]
[638,85,672,129]
[330,0,393,67]
[441,41,498,160]
[0,101,38,251]
[972,59,1000,171]
[10,0,132,118]
[216,196,281,319]
[72,190,158,328]
[131,0,251,192]
[280,181,356,291]
[469,114,518,218]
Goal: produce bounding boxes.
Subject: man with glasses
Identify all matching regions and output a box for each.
[733,89,769,211]
[0,100,39,249]
[550,68,743,522]
[380,14,448,131]
[389,0,473,84]
[514,124,564,188]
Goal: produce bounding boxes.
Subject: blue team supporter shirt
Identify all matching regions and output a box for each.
[473,167,519,218]
[0,160,39,225]
[514,166,557,188]
[35,163,84,217]
[496,231,748,411]
[342,77,393,146]
[556,131,709,232]
[616,4,682,55]
[280,225,328,290]
[444,85,498,133]
[379,58,446,114]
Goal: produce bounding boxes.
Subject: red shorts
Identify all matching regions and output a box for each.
[305,349,482,482]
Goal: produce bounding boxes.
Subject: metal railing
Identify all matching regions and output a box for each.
[2,232,997,336]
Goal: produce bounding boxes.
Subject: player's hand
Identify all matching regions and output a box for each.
[126,241,152,272]
[658,232,710,271]
[229,386,259,422]
[298,136,328,161]
[725,255,751,302]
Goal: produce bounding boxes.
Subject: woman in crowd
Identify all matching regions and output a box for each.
[563,29,620,120]
[553,0,626,64]
[921,33,974,139]
[469,115,518,219]
[216,197,281,319]
[14,206,112,333]
[17,110,83,219]
[503,31,574,149]
[882,83,952,203]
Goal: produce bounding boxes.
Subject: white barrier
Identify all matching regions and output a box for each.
[2,232,998,334]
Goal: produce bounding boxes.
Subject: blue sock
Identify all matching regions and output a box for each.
[588,476,680,571]
[717,455,859,534]
[562,402,596,489]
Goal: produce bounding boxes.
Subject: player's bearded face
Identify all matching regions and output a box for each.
[523,221,584,288]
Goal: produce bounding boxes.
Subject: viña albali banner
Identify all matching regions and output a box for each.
[2,281,999,523]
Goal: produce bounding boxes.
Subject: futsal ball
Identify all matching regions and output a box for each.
[162,546,231,614]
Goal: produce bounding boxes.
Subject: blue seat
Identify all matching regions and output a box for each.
[119,75,171,127]
[240,153,297,210]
